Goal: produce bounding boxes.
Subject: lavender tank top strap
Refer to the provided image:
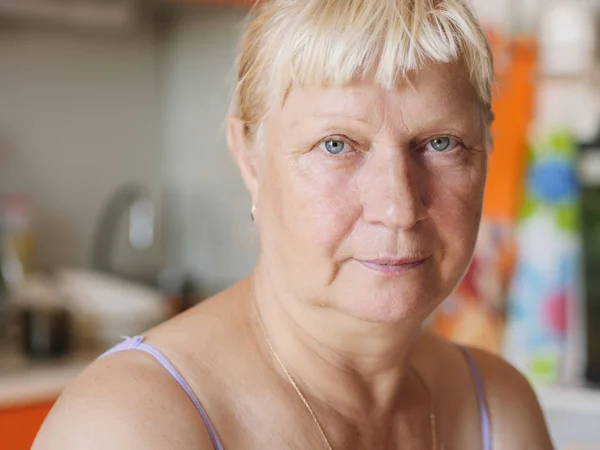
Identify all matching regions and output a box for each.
[98,336,224,450]
[457,345,492,450]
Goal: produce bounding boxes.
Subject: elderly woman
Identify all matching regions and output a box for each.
[34,0,553,449]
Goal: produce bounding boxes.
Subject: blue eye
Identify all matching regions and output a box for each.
[321,140,346,155]
[427,137,458,152]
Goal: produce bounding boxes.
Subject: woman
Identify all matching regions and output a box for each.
[34,0,553,448]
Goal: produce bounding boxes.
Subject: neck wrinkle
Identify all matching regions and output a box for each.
[249,263,425,421]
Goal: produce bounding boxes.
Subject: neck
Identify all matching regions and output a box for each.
[248,264,425,422]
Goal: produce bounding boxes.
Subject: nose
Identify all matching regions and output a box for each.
[359,147,427,230]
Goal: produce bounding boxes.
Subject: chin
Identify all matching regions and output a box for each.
[324,261,447,324]
[334,284,441,324]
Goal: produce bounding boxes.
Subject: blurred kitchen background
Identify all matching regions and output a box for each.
[1,0,600,448]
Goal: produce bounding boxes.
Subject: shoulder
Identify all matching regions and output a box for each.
[416,333,553,449]
[464,346,554,449]
[33,288,252,450]
[32,345,214,450]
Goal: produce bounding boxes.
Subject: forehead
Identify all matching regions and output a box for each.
[278,63,483,130]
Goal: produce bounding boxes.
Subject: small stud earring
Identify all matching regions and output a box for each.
[250,205,256,222]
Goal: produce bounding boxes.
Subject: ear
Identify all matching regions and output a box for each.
[228,116,259,205]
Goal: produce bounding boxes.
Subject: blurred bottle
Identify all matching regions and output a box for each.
[503,0,598,385]
[0,195,34,280]
[579,138,600,385]
[504,129,581,384]
[0,228,9,345]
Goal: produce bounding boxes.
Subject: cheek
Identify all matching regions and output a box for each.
[271,153,360,249]
[428,158,487,254]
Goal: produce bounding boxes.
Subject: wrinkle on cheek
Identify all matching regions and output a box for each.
[276,149,360,243]
[323,196,361,287]
[288,160,362,289]
[442,164,485,209]
[428,164,486,255]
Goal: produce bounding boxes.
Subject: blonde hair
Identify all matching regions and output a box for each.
[230,0,493,141]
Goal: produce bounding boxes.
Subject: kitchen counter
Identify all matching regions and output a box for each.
[536,384,600,415]
[0,346,100,409]
[535,384,600,448]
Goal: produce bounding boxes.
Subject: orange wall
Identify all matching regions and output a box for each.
[483,36,537,221]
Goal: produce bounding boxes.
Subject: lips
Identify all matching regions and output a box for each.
[359,257,427,265]
[354,256,429,276]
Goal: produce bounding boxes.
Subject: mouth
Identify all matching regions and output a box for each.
[354,256,429,276]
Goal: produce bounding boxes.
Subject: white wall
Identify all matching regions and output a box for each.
[0,5,257,288]
[0,26,163,272]
[160,5,258,292]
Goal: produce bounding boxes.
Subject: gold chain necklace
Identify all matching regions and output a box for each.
[254,304,438,450]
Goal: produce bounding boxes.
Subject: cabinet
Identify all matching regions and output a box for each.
[0,352,90,450]
[0,399,55,450]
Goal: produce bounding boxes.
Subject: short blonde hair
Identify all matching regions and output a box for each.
[231,0,493,141]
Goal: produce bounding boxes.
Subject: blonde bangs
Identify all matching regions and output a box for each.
[233,0,493,136]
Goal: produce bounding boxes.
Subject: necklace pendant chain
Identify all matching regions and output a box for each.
[254,303,437,450]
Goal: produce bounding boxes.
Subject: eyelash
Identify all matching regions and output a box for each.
[317,136,359,157]
[421,136,464,154]
[317,135,465,157]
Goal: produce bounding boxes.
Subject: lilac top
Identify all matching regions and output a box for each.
[458,345,493,450]
[99,336,492,450]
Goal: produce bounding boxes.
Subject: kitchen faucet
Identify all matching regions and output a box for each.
[91,184,155,274]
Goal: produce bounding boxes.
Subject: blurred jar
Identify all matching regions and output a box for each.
[11,275,72,360]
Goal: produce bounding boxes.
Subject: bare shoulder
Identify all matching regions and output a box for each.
[415,333,553,449]
[465,346,554,450]
[32,347,213,450]
[33,286,251,450]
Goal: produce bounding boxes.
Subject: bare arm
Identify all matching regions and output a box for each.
[468,347,554,450]
[32,351,213,450]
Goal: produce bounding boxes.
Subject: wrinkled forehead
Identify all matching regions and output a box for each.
[275,62,486,134]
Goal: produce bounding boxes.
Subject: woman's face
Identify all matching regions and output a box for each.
[251,62,488,323]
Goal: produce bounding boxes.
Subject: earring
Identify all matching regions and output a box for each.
[250,205,256,222]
